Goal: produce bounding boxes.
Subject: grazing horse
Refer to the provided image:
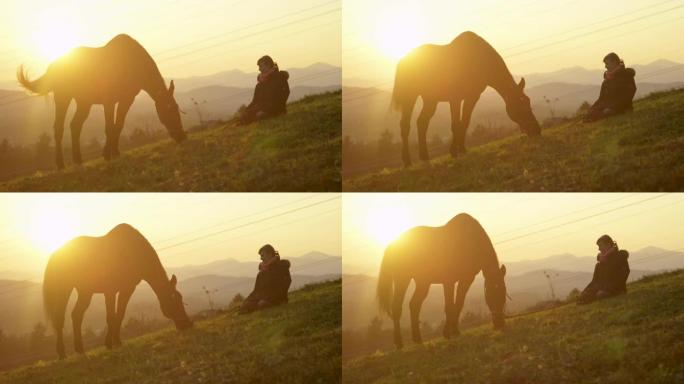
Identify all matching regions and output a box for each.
[17,34,186,169]
[43,223,192,359]
[377,213,507,348]
[391,31,541,166]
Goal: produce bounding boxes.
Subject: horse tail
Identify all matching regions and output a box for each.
[377,246,396,316]
[17,65,52,95]
[42,252,72,332]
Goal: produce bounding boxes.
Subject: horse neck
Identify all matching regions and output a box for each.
[142,254,169,298]
[480,252,501,283]
[487,66,519,108]
[140,62,167,103]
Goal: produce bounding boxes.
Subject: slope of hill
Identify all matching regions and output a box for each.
[343,271,684,384]
[344,88,684,191]
[1,280,341,384]
[0,91,341,191]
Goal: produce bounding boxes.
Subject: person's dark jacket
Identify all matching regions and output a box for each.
[245,258,292,306]
[592,65,637,113]
[246,70,290,118]
[585,249,630,295]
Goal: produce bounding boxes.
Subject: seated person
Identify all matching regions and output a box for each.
[578,234,630,304]
[240,55,290,125]
[239,244,292,314]
[583,52,636,123]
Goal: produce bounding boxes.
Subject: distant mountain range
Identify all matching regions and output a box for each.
[343,60,684,143]
[0,251,340,335]
[342,246,684,330]
[0,63,341,146]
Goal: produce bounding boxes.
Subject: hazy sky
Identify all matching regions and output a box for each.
[343,0,684,85]
[342,193,684,275]
[0,0,340,85]
[0,193,341,280]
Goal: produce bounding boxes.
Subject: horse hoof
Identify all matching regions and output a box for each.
[75,347,84,354]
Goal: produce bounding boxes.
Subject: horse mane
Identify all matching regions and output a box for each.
[449,31,514,84]
[105,34,164,85]
[445,213,501,277]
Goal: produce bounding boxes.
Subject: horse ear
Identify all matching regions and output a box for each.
[518,77,526,90]
[170,274,177,287]
[168,80,175,96]
[500,264,506,277]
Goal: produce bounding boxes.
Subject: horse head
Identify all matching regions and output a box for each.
[505,78,541,137]
[484,264,507,329]
[155,80,187,143]
[158,274,193,330]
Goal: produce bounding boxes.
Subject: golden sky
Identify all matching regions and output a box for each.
[0,193,341,280]
[0,0,340,85]
[342,193,684,275]
[343,0,684,85]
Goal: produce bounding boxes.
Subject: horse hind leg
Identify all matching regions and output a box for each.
[442,282,455,339]
[416,99,437,162]
[52,96,70,170]
[391,277,411,349]
[400,100,416,167]
[50,288,71,359]
[409,281,430,344]
[70,103,92,165]
[71,290,93,354]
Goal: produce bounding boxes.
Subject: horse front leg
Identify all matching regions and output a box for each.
[71,290,93,354]
[457,96,480,154]
[111,97,135,158]
[452,275,475,336]
[409,281,430,344]
[113,285,136,347]
[70,103,92,165]
[442,282,455,339]
[104,292,116,349]
[52,96,70,170]
[449,99,463,158]
[102,103,115,161]
[416,99,437,162]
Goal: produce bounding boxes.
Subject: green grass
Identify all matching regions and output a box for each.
[1,280,341,384]
[344,88,684,191]
[1,91,341,191]
[343,271,684,384]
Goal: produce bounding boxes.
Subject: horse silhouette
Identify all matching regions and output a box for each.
[391,31,541,166]
[377,213,507,348]
[17,34,186,169]
[43,223,192,359]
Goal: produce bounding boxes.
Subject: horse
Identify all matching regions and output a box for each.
[391,31,541,166]
[377,213,507,348]
[17,34,186,170]
[42,223,192,359]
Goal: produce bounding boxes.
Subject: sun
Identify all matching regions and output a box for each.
[28,8,84,62]
[373,4,427,60]
[24,204,83,255]
[365,204,414,246]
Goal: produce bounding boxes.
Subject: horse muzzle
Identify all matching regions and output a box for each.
[492,313,505,329]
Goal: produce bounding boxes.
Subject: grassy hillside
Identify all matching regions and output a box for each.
[343,271,684,384]
[344,88,684,191]
[1,280,341,384]
[0,91,341,192]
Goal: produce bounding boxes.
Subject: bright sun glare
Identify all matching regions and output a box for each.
[373,4,426,60]
[365,204,414,246]
[25,204,82,255]
[29,9,83,62]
